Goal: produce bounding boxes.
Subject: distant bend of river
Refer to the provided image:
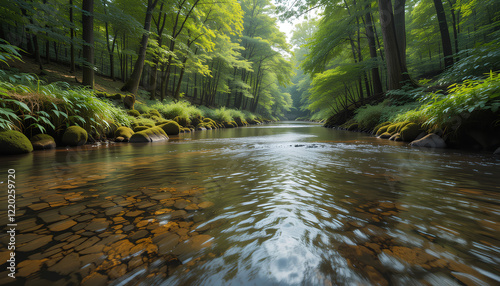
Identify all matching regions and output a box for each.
[0,121,499,285]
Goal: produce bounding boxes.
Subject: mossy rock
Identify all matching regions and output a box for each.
[389,133,402,141]
[114,126,134,140]
[30,134,56,150]
[130,126,168,143]
[0,130,33,155]
[133,126,150,132]
[347,123,359,131]
[373,122,391,134]
[386,122,408,135]
[127,109,141,117]
[182,128,191,133]
[148,109,161,118]
[173,116,190,127]
[400,123,423,142]
[379,132,392,139]
[62,126,88,146]
[155,120,171,126]
[234,117,248,127]
[376,125,390,136]
[123,94,135,110]
[159,121,181,135]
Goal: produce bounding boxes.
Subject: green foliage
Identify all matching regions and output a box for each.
[0,71,129,137]
[0,39,22,66]
[395,72,500,131]
[150,101,203,121]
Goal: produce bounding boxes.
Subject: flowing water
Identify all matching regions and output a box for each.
[0,121,499,285]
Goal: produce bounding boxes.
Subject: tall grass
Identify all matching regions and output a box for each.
[150,100,203,120]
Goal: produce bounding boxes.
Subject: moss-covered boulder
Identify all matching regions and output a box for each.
[62,126,88,146]
[0,130,33,155]
[133,126,150,132]
[410,134,446,148]
[30,134,56,150]
[389,133,402,141]
[123,94,135,110]
[376,125,390,136]
[379,132,392,139]
[149,109,161,118]
[127,109,141,117]
[182,128,191,133]
[159,121,181,135]
[130,126,168,143]
[400,123,423,142]
[114,126,134,141]
[234,117,248,127]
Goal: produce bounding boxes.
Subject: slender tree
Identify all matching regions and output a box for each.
[433,0,453,68]
[121,0,159,94]
[82,0,94,88]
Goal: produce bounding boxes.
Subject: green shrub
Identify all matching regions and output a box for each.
[354,103,385,130]
[150,100,203,120]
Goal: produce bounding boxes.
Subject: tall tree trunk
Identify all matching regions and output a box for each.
[121,0,159,93]
[69,0,75,72]
[364,6,384,96]
[82,0,94,88]
[393,0,406,68]
[433,0,454,68]
[447,0,459,60]
[377,0,413,90]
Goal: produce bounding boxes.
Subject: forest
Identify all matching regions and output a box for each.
[0,0,499,152]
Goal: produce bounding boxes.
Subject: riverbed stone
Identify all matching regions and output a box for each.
[39,210,69,224]
[85,218,110,232]
[59,204,86,216]
[17,259,47,277]
[172,234,213,257]
[49,219,77,232]
[108,264,128,280]
[18,235,53,252]
[48,252,80,275]
[157,233,180,255]
[81,272,108,286]
[410,134,446,148]
[125,210,145,217]
[198,201,215,209]
[62,126,88,146]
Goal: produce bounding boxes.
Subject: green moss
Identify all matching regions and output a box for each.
[376,125,390,136]
[30,134,56,150]
[379,132,392,139]
[159,121,181,135]
[174,115,190,127]
[0,130,33,155]
[148,109,161,118]
[386,122,408,135]
[234,117,248,127]
[62,126,88,146]
[133,126,150,132]
[127,109,141,117]
[373,122,391,134]
[114,126,134,140]
[130,126,168,143]
[400,123,423,142]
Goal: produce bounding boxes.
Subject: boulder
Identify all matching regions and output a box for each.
[389,133,402,141]
[114,126,134,140]
[410,134,447,149]
[123,94,135,110]
[62,126,88,146]
[129,126,168,143]
[378,132,392,139]
[0,130,33,155]
[133,126,150,132]
[127,109,140,117]
[149,109,161,118]
[373,122,391,135]
[30,134,56,150]
[173,116,189,127]
[234,117,248,127]
[400,123,423,142]
[159,121,181,135]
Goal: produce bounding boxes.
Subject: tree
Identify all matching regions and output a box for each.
[121,0,159,94]
[433,0,453,68]
[82,0,94,88]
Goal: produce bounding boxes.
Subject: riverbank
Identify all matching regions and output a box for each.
[0,60,274,156]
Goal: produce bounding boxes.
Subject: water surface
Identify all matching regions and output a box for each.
[1,122,499,285]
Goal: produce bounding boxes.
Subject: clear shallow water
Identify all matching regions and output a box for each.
[0,122,499,285]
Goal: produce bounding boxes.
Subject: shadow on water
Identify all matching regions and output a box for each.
[0,121,499,285]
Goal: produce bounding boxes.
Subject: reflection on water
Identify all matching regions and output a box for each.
[0,122,499,285]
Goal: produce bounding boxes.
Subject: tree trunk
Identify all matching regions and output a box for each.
[393,0,406,68]
[447,0,459,60]
[433,0,453,68]
[121,0,159,93]
[82,0,94,88]
[377,0,413,90]
[69,0,75,72]
[364,6,383,96]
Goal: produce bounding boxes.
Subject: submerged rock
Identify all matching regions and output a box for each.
[410,134,446,149]
[0,130,33,155]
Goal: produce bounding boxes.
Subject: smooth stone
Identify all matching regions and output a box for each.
[174,199,190,209]
[47,252,80,275]
[185,204,199,211]
[39,210,69,224]
[108,264,127,280]
[75,237,100,252]
[410,133,447,148]
[17,259,46,277]
[198,201,215,209]
[100,234,127,246]
[80,253,106,266]
[82,272,108,286]
[130,230,149,241]
[128,256,144,269]
[157,233,180,255]
[76,214,94,222]
[172,235,213,258]
[151,193,172,200]
[18,235,53,252]
[170,210,187,219]
[107,239,135,258]
[125,210,144,217]
[48,219,77,232]
[105,206,124,216]
[80,244,105,255]
[123,225,135,232]
[59,204,86,216]
[85,218,110,232]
